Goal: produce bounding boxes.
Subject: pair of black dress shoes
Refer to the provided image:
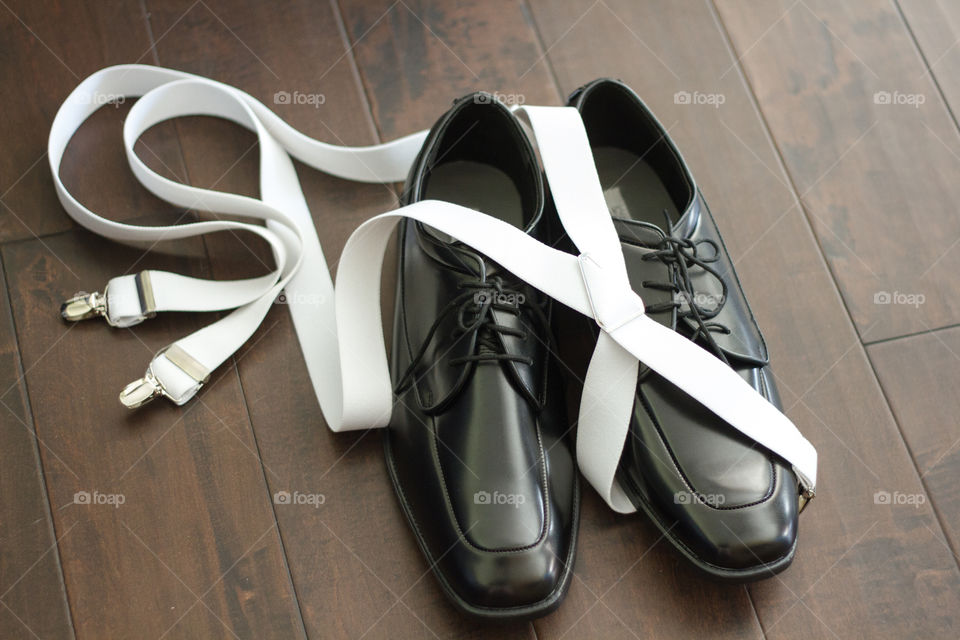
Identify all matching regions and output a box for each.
[386,79,802,619]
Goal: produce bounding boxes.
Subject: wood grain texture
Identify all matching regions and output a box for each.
[339,0,560,137]
[897,0,960,122]
[713,0,960,343]
[890,0,960,561]
[868,328,960,558]
[0,0,176,242]
[0,257,74,639]
[529,0,960,638]
[3,225,305,639]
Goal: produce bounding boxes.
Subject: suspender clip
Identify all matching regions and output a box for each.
[60,291,106,322]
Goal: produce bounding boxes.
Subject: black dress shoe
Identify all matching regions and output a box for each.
[569,79,800,581]
[385,92,579,618]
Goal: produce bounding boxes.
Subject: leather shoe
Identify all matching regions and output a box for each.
[568,78,802,581]
[385,92,580,617]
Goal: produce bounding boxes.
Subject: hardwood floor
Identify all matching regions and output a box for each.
[0,1,957,638]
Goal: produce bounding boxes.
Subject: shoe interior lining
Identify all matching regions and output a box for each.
[579,83,692,225]
[593,146,681,227]
[424,161,524,241]
[422,101,538,241]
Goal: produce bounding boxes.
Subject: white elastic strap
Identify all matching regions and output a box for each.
[522,105,816,508]
[50,65,816,503]
[49,65,426,405]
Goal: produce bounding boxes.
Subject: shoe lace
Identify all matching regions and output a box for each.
[394,268,550,413]
[640,211,732,366]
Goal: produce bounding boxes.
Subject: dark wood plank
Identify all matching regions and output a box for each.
[3,222,305,638]
[4,225,307,639]
[0,257,74,639]
[890,3,960,557]
[528,0,960,638]
[713,0,960,343]
[897,0,960,125]
[2,2,309,636]
[0,0,178,242]
[340,0,560,137]
[140,0,530,637]
[868,328,960,557]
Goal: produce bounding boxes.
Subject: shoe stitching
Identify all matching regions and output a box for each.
[637,389,777,511]
[397,217,551,554]
[383,430,581,616]
[618,463,795,576]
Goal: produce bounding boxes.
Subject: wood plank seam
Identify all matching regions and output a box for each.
[708,0,960,581]
[0,250,78,639]
[519,0,566,104]
[863,340,960,563]
[891,0,960,172]
[863,320,960,346]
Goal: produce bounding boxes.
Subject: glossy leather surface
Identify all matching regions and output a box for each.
[570,79,799,579]
[385,93,578,617]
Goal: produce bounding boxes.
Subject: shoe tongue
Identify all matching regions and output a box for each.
[611,217,668,248]
[614,220,677,331]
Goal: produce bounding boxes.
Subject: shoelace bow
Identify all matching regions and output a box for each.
[393,255,551,414]
[639,211,733,367]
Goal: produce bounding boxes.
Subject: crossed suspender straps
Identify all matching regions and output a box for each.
[51,65,817,512]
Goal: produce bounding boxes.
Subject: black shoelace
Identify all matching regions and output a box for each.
[394,267,550,413]
[640,211,733,366]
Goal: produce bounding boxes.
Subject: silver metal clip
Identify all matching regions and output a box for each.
[60,291,106,322]
[118,345,210,409]
[798,485,815,513]
[119,372,163,409]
